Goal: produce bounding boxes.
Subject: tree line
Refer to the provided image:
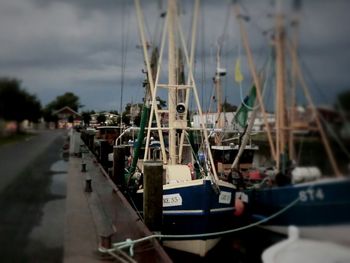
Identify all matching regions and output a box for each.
[1,76,349,133]
[0,77,81,133]
[0,78,41,133]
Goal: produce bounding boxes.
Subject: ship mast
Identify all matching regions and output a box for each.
[288,0,301,162]
[233,2,277,162]
[168,0,177,164]
[286,0,341,176]
[135,0,219,180]
[214,44,226,145]
[274,0,288,171]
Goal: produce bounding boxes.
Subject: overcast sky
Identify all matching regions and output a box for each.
[0,0,349,112]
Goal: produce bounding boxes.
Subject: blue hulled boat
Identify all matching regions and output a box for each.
[119,0,239,256]
[133,178,236,256]
[229,0,350,247]
[247,177,350,245]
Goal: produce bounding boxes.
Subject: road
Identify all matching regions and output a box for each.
[0,129,68,262]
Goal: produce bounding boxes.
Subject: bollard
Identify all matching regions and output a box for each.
[81,163,87,172]
[85,173,92,192]
[81,145,89,163]
[79,144,85,158]
[143,161,163,231]
[99,140,111,169]
[100,235,112,249]
[88,134,94,151]
[113,146,125,187]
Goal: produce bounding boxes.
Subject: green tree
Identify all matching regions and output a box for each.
[46,92,81,112]
[24,93,42,123]
[42,107,58,125]
[222,101,237,112]
[122,103,132,125]
[336,90,350,113]
[123,103,144,126]
[97,113,106,124]
[81,111,92,126]
[0,77,42,132]
[44,92,81,126]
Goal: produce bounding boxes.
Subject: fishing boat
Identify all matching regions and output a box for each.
[201,42,260,183]
[114,0,238,257]
[230,0,350,245]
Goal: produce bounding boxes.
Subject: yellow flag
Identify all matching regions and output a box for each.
[235,58,244,83]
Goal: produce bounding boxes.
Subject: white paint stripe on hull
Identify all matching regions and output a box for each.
[163,207,234,215]
[210,207,235,213]
[163,209,203,215]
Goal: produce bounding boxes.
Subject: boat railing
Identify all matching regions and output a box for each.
[115,126,140,146]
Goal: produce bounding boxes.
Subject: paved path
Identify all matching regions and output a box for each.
[0,129,68,262]
[0,129,65,192]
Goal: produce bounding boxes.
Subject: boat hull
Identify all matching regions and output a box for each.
[134,179,237,256]
[163,238,220,257]
[247,177,350,244]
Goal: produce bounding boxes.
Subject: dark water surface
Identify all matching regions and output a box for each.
[165,228,285,263]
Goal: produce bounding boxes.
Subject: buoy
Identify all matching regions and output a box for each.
[234,198,245,216]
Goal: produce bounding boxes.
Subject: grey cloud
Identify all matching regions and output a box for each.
[0,0,349,111]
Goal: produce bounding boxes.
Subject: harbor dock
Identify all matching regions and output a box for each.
[64,133,171,262]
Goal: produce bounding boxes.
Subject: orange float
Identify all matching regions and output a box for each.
[234,198,245,216]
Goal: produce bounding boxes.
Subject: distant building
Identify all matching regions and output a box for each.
[192,112,236,129]
[53,106,81,129]
[192,111,276,132]
[90,112,119,126]
[191,106,347,137]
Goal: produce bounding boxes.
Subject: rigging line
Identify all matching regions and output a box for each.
[141,3,153,48]
[120,0,130,128]
[320,113,350,160]
[296,133,305,166]
[200,8,206,109]
[177,6,215,133]
[234,2,277,161]
[238,0,274,67]
[120,0,125,125]
[289,41,342,177]
[298,52,332,105]
[185,1,195,53]
[219,1,232,46]
[238,47,272,111]
[238,0,270,38]
[152,2,164,48]
[208,82,216,114]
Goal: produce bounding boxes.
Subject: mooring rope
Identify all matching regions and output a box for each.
[98,194,300,258]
